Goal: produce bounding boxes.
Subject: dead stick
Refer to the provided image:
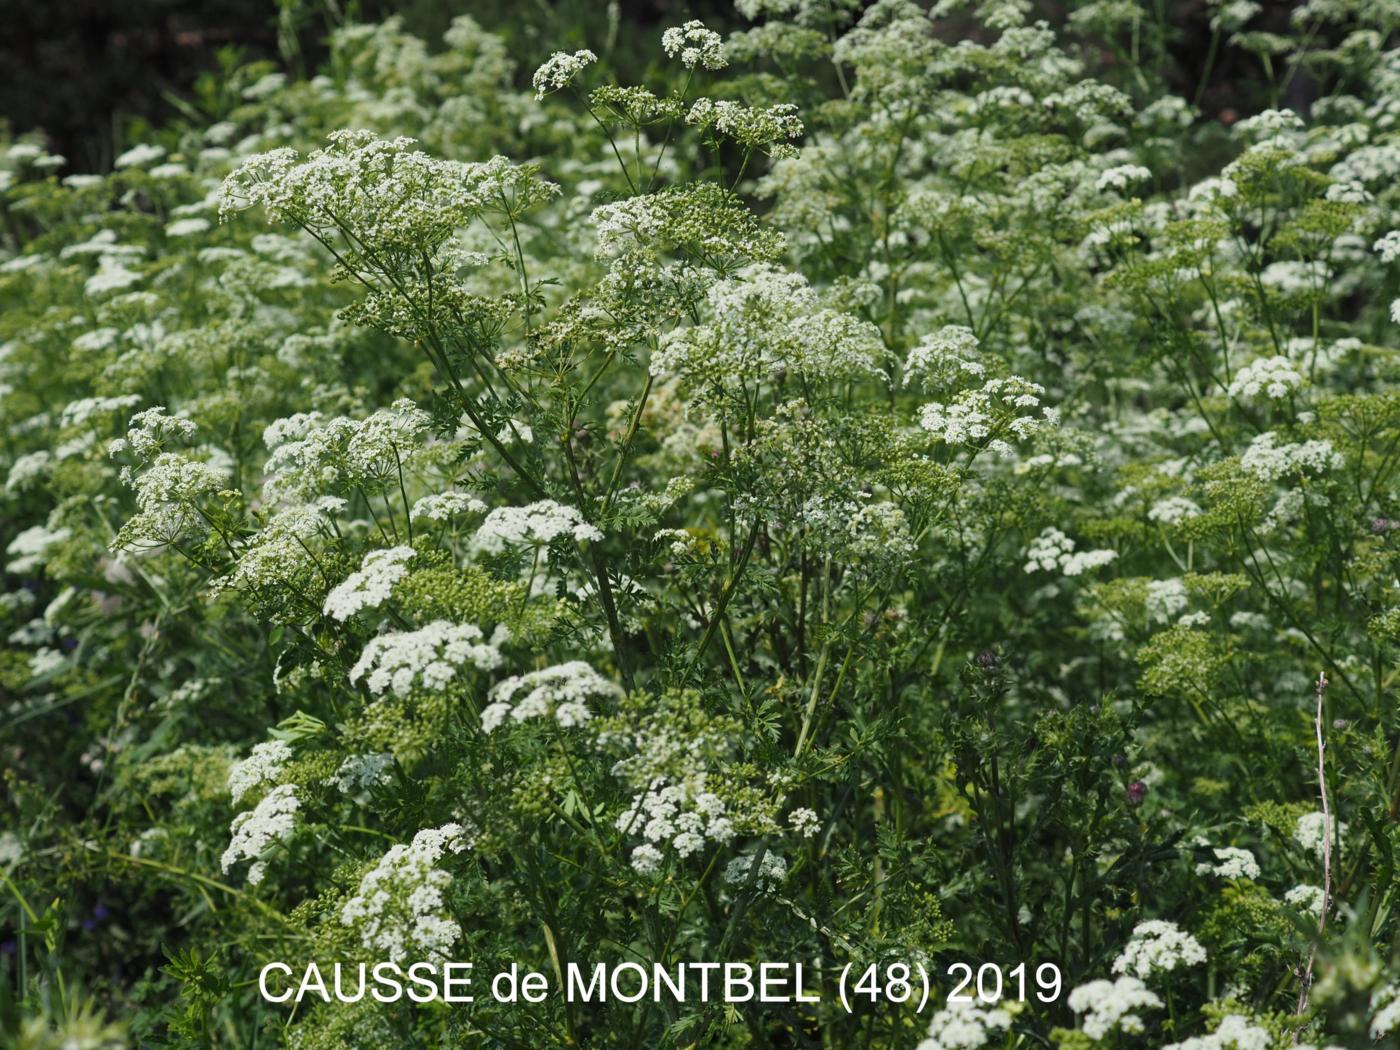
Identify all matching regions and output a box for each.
[1295,671,1331,1024]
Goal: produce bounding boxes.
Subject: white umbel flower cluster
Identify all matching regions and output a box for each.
[916,998,1014,1050]
[473,500,603,552]
[1148,497,1202,525]
[1146,579,1189,622]
[651,263,885,398]
[791,494,915,570]
[661,20,727,69]
[1373,230,1400,263]
[1228,356,1304,400]
[532,49,597,99]
[1062,549,1120,577]
[323,546,416,621]
[1195,846,1261,880]
[60,394,144,430]
[685,99,803,155]
[114,143,166,169]
[1068,975,1162,1039]
[788,807,820,838]
[260,401,433,507]
[221,784,299,885]
[228,740,293,804]
[1372,983,1400,1039]
[333,752,395,796]
[214,500,339,596]
[617,780,735,871]
[219,131,552,261]
[1239,432,1342,482]
[340,824,470,964]
[1112,920,1207,980]
[1024,527,1074,572]
[349,622,502,697]
[481,661,622,732]
[919,376,1058,456]
[1284,884,1325,916]
[0,832,23,871]
[165,217,210,238]
[116,453,232,547]
[903,325,985,391]
[1024,526,1118,577]
[1163,1014,1271,1050]
[1294,811,1344,858]
[30,649,65,677]
[1232,107,1304,137]
[109,408,198,462]
[111,406,197,460]
[723,851,787,887]
[84,257,143,298]
[1097,164,1152,193]
[6,450,51,493]
[411,491,486,523]
[6,524,72,573]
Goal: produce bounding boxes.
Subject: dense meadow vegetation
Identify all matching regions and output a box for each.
[4,0,1400,1046]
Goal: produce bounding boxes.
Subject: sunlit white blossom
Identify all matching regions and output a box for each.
[662,20,726,69]
[481,661,621,732]
[340,824,470,963]
[916,998,1014,1050]
[349,621,502,697]
[1228,356,1303,401]
[221,784,299,884]
[323,546,415,621]
[1068,975,1162,1039]
[473,500,603,552]
[1194,846,1260,880]
[1112,920,1207,979]
[532,49,597,100]
[228,740,293,804]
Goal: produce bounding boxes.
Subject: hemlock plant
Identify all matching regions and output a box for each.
[3,1,1400,1046]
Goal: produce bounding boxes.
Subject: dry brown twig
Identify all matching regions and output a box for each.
[1295,671,1332,1024]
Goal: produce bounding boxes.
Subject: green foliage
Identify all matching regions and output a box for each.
[5,1,1400,1047]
